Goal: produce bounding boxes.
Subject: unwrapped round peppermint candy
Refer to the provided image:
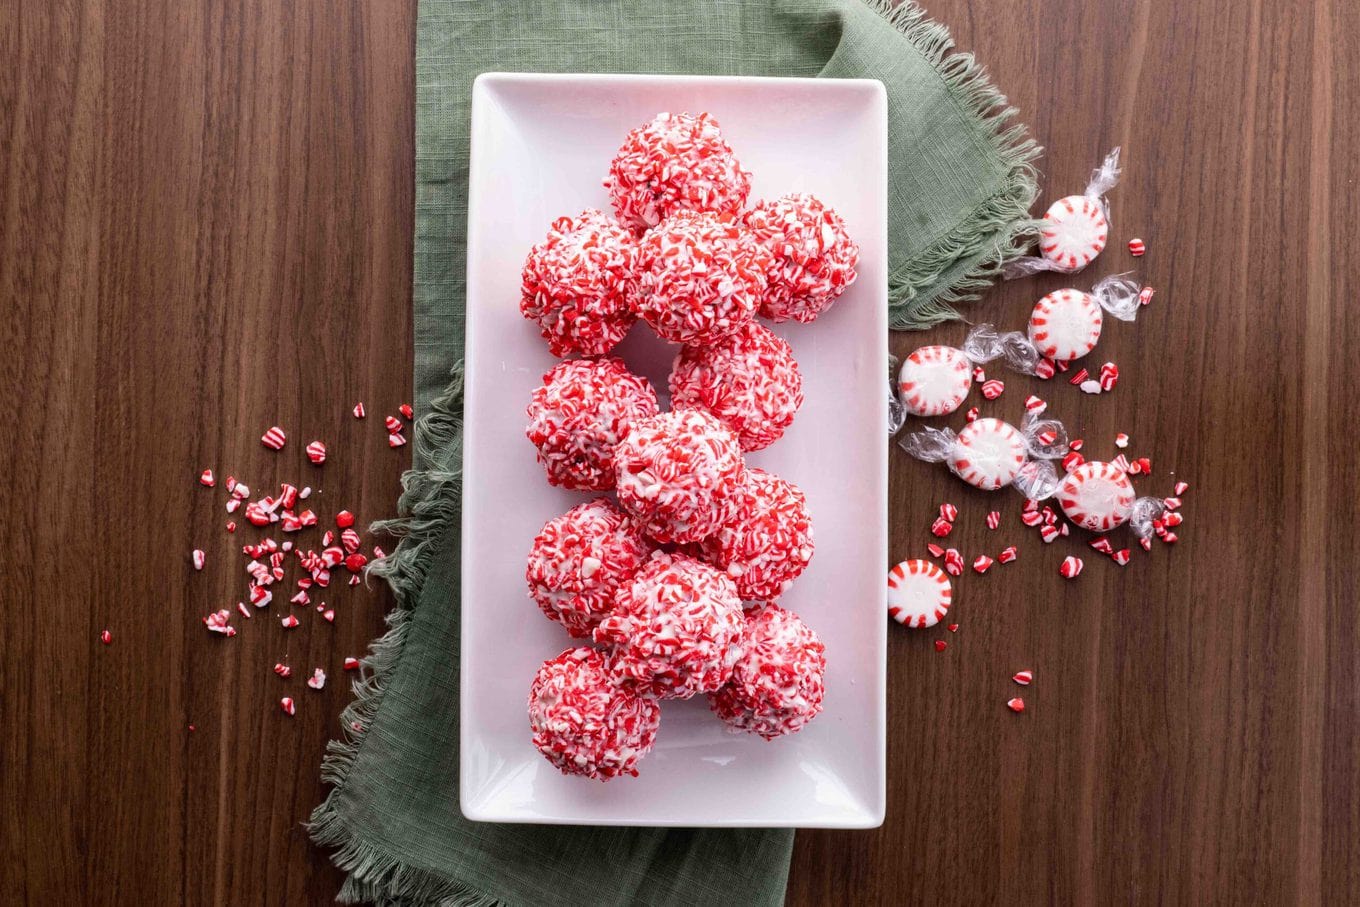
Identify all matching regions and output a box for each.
[525,498,654,638]
[743,193,859,323]
[668,321,804,452]
[887,558,952,628]
[594,551,745,700]
[897,345,972,417]
[1029,288,1104,362]
[709,603,826,739]
[1057,460,1136,532]
[1039,194,1109,271]
[604,111,751,231]
[528,647,661,781]
[613,409,747,544]
[525,357,659,491]
[949,417,1027,490]
[633,210,770,345]
[520,209,638,357]
[698,468,813,601]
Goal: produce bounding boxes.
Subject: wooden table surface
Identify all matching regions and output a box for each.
[4,1,1356,903]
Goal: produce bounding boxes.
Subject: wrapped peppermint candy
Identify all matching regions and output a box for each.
[898,411,1069,491]
[1004,148,1122,277]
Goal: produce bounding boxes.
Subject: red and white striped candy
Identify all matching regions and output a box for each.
[298,510,318,527]
[1115,432,1129,448]
[1128,238,1146,257]
[1127,459,1142,476]
[280,697,296,716]
[886,559,952,629]
[1034,358,1055,380]
[1163,496,1182,510]
[1069,367,1090,386]
[281,614,299,628]
[1012,670,1033,686]
[998,546,1017,564]
[307,668,326,690]
[261,426,287,450]
[226,521,236,533]
[926,543,945,558]
[1039,524,1060,543]
[1099,362,1119,392]
[290,591,310,605]
[1021,510,1044,527]
[199,469,215,487]
[972,555,994,574]
[972,366,986,383]
[249,585,272,607]
[1174,480,1189,495]
[1036,429,1057,446]
[939,503,959,522]
[930,517,953,538]
[1062,451,1085,473]
[306,440,327,464]
[385,416,402,432]
[943,549,964,576]
[1059,556,1084,579]
[344,657,360,671]
[1024,395,1047,415]
[1111,453,1132,473]
[986,511,1000,530]
[897,345,972,416]
[949,418,1026,490]
[400,403,413,419]
[1140,537,1153,551]
[1090,537,1113,554]
[1164,511,1184,528]
[1030,289,1103,361]
[965,406,980,423]
[353,402,366,419]
[1040,194,1108,269]
[980,379,1005,400]
[226,499,240,514]
[192,549,205,570]
[341,528,361,553]
[274,662,292,677]
[1007,697,1026,713]
[1112,548,1131,566]
[1058,461,1136,532]
[388,433,406,448]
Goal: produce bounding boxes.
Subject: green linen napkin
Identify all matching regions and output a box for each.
[309,2,1037,904]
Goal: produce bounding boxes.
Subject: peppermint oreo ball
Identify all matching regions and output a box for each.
[698,468,813,601]
[604,111,752,231]
[528,647,661,781]
[744,193,859,323]
[709,603,826,740]
[633,211,770,346]
[525,357,659,491]
[593,551,745,700]
[669,321,804,452]
[613,409,747,544]
[526,499,654,638]
[520,209,638,357]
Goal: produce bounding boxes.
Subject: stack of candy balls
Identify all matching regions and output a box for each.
[521,111,860,780]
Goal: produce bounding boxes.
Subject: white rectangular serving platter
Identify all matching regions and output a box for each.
[462,72,886,828]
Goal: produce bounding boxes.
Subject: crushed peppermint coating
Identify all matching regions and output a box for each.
[521,209,638,357]
[593,551,745,700]
[669,321,804,452]
[897,345,972,417]
[261,426,287,450]
[633,210,769,345]
[612,409,746,544]
[306,440,327,464]
[1058,461,1136,532]
[527,357,659,491]
[604,111,751,231]
[950,418,1027,490]
[1029,289,1103,361]
[709,603,826,739]
[1040,195,1108,270]
[526,498,654,638]
[743,192,859,323]
[886,558,952,628]
[698,468,814,601]
[529,647,661,781]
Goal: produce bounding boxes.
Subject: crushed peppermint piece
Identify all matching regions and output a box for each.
[306,440,327,464]
[280,697,296,716]
[199,469,215,487]
[1013,670,1033,685]
[307,668,327,690]
[261,426,287,450]
[1007,697,1025,713]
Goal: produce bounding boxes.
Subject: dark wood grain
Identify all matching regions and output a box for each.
[2,0,1356,904]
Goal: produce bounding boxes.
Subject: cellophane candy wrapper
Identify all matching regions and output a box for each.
[1004,148,1122,278]
[887,353,908,437]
